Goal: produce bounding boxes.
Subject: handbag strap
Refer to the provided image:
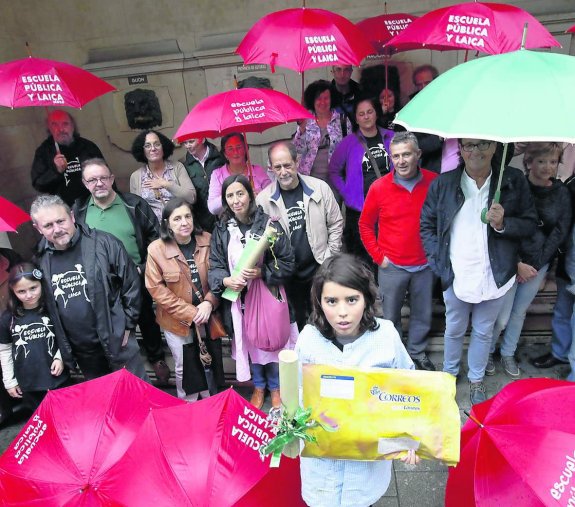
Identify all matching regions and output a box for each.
[194,323,212,367]
[174,247,206,304]
[357,133,382,179]
[174,246,214,341]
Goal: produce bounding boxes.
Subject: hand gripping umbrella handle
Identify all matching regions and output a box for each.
[480,143,508,223]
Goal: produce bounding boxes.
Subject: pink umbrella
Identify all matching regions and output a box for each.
[237,7,374,73]
[0,197,31,232]
[446,378,575,506]
[0,370,184,505]
[356,13,418,54]
[385,2,560,55]
[567,24,575,34]
[174,87,313,143]
[0,56,115,109]
[99,389,306,506]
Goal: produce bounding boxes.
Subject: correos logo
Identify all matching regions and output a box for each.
[370,386,421,404]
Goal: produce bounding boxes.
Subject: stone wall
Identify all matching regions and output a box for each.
[0,0,574,256]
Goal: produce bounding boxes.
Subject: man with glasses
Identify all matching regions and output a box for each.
[31,194,149,382]
[31,110,104,206]
[257,141,343,330]
[421,138,536,404]
[180,137,225,233]
[72,158,171,385]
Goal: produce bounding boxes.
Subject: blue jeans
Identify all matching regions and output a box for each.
[443,285,507,382]
[251,362,279,390]
[552,277,574,362]
[491,264,549,357]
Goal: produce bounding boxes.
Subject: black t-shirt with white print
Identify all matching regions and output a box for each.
[280,183,318,281]
[362,132,391,196]
[49,240,99,349]
[0,308,69,392]
[178,238,204,306]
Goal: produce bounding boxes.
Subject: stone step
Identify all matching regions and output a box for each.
[136,287,558,383]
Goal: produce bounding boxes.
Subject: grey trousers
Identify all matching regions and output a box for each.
[378,264,434,358]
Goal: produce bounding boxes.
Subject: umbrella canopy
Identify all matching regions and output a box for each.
[567,24,575,34]
[232,454,303,507]
[394,49,575,144]
[0,197,31,232]
[385,2,560,54]
[0,56,115,109]
[174,87,313,142]
[356,13,418,54]
[445,378,575,507]
[0,369,184,506]
[236,7,374,73]
[100,388,305,506]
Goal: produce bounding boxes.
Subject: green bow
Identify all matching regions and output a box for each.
[259,406,337,467]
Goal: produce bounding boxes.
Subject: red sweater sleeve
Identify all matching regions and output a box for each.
[359,182,384,265]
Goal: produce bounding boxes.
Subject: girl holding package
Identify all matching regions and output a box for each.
[0,263,69,411]
[295,253,419,507]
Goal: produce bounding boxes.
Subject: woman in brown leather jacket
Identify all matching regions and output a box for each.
[146,197,224,401]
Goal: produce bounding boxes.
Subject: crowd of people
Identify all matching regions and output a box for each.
[0,60,574,506]
[2,63,575,416]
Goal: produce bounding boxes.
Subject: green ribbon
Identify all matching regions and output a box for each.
[259,406,337,467]
[267,229,281,270]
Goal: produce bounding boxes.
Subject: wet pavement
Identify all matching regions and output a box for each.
[0,343,569,506]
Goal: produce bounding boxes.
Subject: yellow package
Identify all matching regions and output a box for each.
[302,364,460,466]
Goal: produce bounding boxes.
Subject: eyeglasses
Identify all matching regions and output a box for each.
[460,141,493,153]
[144,142,162,150]
[84,176,113,185]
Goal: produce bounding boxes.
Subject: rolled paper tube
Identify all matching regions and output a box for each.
[222,225,279,302]
[279,349,300,458]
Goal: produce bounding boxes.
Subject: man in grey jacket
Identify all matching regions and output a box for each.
[257,141,343,330]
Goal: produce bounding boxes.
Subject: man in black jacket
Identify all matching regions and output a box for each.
[72,158,170,385]
[330,65,360,119]
[420,139,536,404]
[31,194,148,381]
[180,137,225,233]
[31,110,104,206]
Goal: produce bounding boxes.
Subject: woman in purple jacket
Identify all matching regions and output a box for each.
[329,95,394,264]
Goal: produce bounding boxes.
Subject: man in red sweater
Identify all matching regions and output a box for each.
[359,131,438,370]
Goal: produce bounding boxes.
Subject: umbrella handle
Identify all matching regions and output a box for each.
[463,410,484,428]
[244,139,255,189]
[480,143,507,224]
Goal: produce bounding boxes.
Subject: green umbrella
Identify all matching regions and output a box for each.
[395,47,575,222]
[395,49,575,144]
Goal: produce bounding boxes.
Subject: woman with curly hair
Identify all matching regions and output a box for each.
[130,129,196,221]
[294,80,351,196]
